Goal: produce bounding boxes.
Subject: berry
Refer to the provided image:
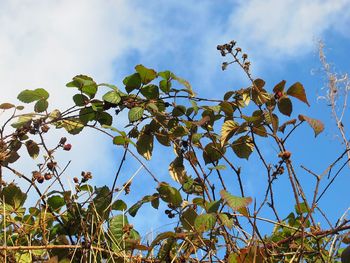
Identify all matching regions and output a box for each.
[37,176,44,184]
[73,177,79,184]
[41,125,50,133]
[59,137,67,145]
[44,173,53,180]
[63,144,72,151]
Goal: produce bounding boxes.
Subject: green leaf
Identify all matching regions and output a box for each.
[123,73,142,93]
[205,200,221,213]
[0,103,15,110]
[0,183,27,209]
[25,140,39,159]
[109,214,140,250]
[218,213,234,229]
[55,118,84,135]
[135,64,157,85]
[11,115,33,129]
[157,182,182,207]
[180,208,197,230]
[159,79,171,93]
[66,75,97,98]
[17,88,49,103]
[277,96,293,116]
[96,112,113,126]
[128,107,144,122]
[128,195,158,217]
[102,90,121,104]
[112,200,127,211]
[194,213,216,232]
[295,202,309,214]
[34,99,48,113]
[47,195,65,211]
[172,105,186,117]
[287,82,310,106]
[203,143,225,164]
[79,107,95,124]
[208,165,227,170]
[220,120,239,146]
[140,84,159,99]
[220,189,252,211]
[113,136,127,145]
[136,133,153,160]
[298,115,324,137]
[150,231,175,248]
[231,136,254,160]
[73,94,89,106]
[227,254,238,263]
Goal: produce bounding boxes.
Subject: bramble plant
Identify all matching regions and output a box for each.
[0,40,349,262]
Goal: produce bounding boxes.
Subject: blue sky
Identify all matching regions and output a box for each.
[1,0,350,238]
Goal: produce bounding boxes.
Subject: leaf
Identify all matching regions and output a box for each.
[135,64,157,85]
[34,99,48,113]
[205,200,221,213]
[73,94,89,106]
[55,118,84,135]
[159,79,171,93]
[231,136,254,160]
[102,90,121,104]
[109,214,140,250]
[128,107,144,122]
[173,75,195,97]
[287,82,310,106]
[17,88,49,103]
[96,112,113,126]
[220,120,239,146]
[136,133,153,160]
[11,115,33,129]
[277,96,292,116]
[128,195,158,217]
[0,183,27,209]
[140,84,159,99]
[0,103,15,110]
[203,143,225,164]
[123,73,142,93]
[79,107,95,124]
[298,115,324,137]
[220,189,252,211]
[150,231,175,248]
[66,75,97,98]
[228,254,238,263]
[218,213,234,229]
[172,105,186,117]
[47,195,65,211]
[169,157,188,184]
[157,182,182,207]
[209,165,226,170]
[25,140,39,159]
[113,136,127,145]
[111,200,127,211]
[194,213,216,232]
[278,119,296,133]
[180,208,197,230]
[273,80,286,93]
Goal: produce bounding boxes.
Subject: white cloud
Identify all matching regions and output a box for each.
[0,0,156,193]
[225,0,350,58]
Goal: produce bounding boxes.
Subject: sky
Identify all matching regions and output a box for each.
[1,0,350,240]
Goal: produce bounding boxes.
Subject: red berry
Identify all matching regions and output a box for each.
[73,177,79,184]
[63,144,72,151]
[44,173,53,180]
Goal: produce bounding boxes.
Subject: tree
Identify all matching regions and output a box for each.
[0,40,348,262]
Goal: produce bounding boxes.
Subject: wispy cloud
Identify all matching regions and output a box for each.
[225,0,350,58]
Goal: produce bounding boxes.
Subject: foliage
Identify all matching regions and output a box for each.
[0,40,348,262]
